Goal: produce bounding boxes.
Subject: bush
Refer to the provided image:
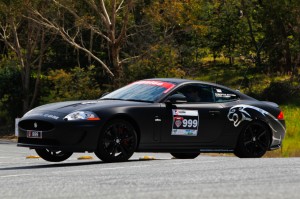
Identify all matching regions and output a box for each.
[260,80,299,104]
[0,58,22,128]
[41,66,101,103]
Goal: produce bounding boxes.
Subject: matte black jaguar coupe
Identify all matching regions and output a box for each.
[18,78,286,162]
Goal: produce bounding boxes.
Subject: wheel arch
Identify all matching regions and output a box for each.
[251,116,274,149]
[103,113,141,148]
[235,118,273,149]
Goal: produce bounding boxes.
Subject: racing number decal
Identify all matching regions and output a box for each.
[172,109,199,136]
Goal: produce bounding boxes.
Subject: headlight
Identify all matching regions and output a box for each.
[63,111,100,121]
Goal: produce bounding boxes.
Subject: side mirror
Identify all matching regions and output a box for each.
[101,92,110,97]
[166,94,187,103]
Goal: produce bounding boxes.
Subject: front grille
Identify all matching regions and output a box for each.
[18,137,60,146]
[19,120,55,131]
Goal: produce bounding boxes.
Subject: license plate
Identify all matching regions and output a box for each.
[27,131,42,139]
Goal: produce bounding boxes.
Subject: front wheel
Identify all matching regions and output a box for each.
[35,149,73,162]
[95,119,137,163]
[234,121,271,158]
[171,152,200,159]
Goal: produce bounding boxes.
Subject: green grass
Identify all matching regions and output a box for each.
[264,105,300,157]
[278,105,300,156]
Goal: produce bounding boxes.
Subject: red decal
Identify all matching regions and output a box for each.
[174,116,183,120]
[163,84,175,93]
[133,80,175,93]
[175,119,182,128]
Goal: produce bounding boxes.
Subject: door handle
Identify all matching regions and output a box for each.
[209,110,220,116]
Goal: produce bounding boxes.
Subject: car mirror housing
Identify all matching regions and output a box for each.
[166,94,187,103]
[100,92,110,98]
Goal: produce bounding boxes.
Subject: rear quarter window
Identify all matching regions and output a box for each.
[213,87,239,102]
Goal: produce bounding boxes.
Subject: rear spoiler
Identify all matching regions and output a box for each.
[261,101,279,108]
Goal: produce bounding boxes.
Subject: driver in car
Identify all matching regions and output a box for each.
[185,87,201,102]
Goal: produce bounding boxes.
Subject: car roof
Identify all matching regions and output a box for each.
[146,78,205,85]
[146,78,255,100]
[146,78,228,88]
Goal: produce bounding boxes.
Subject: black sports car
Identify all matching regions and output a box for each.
[18,78,286,162]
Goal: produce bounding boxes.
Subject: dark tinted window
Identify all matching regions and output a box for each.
[213,87,239,102]
[174,84,214,103]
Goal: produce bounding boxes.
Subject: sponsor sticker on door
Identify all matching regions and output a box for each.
[172,109,199,136]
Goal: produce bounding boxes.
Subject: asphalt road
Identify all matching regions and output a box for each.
[0,140,299,199]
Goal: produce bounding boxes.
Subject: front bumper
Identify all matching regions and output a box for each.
[17,116,103,152]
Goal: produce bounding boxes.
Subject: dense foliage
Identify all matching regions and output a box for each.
[1,0,300,130]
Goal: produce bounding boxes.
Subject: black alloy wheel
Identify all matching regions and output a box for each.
[170,152,200,159]
[95,119,137,163]
[234,121,271,158]
[35,149,73,162]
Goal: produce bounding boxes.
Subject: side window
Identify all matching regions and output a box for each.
[213,87,239,102]
[175,84,214,103]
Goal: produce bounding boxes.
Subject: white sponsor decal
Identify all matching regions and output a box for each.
[227,104,285,131]
[227,104,286,147]
[27,113,59,120]
[43,114,59,120]
[172,109,199,136]
[227,105,252,127]
[215,93,236,98]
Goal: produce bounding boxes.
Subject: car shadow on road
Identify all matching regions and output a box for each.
[0,159,162,171]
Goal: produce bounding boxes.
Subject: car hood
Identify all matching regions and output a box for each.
[24,100,150,116]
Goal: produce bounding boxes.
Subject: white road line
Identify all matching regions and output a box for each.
[101,167,126,170]
[51,166,127,174]
[0,174,32,178]
[0,160,216,179]
[50,165,152,175]
[0,157,29,159]
[129,165,151,168]
[171,160,216,165]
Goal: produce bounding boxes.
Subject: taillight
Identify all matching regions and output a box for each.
[277,111,284,120]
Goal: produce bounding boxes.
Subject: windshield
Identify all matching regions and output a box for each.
[101,80,176,102]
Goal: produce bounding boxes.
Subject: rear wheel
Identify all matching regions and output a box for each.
[35,149,73,162]
[95,119,137,163]
[170,152,200,159]
[234,121,271,158]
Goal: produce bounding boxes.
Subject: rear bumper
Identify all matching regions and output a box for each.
[269,120,286,150]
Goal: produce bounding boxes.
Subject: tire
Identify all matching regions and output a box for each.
[234,121,271,158]
[35,149,73,162]
[95,119,137,163]
[170,152,200,159]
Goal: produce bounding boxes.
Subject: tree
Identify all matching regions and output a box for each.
[0,0,54,113]
[28,0,136,87]
[259,0,300,74]
[139,0,210,73]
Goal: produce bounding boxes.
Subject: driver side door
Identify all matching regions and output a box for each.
[159,83,226,144]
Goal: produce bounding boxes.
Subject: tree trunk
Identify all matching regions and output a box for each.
[111,44,122,87]
[279,20,292,73]
[241,0,263,69]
